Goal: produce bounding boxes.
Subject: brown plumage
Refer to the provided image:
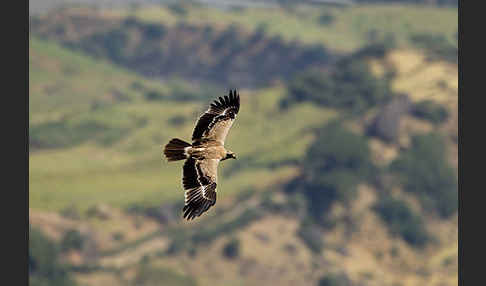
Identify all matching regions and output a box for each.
[163,89,240,220]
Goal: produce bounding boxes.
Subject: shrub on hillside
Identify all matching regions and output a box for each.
[374,196,430,247]
[143,23,166,39]
[285,192,308,218]
[222,237,240,259]
[93,28,129,62]
[318,12,335,26]
[318,272,353,286]
[112,232,125,242]
[411,34,457,63]
[411,100,449,124]
[361,34,397,58]
[130,81,145,91]
[374,197,430,247]
[287,121,375,251]
[60,205,81,220]
[390,133,457,218]
[297,121,374,221]
[167,2,188,16]
[306,121,372,177]
[249,24,266,44]
[61,230,84,252]
[29,227,77,286]
[144,90,165,101]
[122,16,139,28]
[282,57,390,114]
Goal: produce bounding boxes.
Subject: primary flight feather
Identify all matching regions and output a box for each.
[163,89,240,220]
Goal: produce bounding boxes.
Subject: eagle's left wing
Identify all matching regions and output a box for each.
[182,158,219,220]
[191,89,240,145]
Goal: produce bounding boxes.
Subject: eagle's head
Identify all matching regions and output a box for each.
[223,151,237,160]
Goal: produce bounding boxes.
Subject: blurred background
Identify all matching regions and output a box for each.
[29,0,458,285]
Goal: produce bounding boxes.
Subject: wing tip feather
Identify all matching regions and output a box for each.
[192,89,240,141]
[211,89,240,112]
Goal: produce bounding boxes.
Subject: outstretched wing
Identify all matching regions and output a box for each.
[182,158,219,220]
[192,89,240,145]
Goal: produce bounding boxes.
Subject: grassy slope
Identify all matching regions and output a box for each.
[29,38,458,286]
[104,3,457,53]
[29,37,336,212]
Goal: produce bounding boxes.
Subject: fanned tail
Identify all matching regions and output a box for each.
[163,138,191,161]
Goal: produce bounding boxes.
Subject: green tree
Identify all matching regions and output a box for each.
[283,56,390,114]
[411,100,449,124]
[374,196,430,247]
[288,121,374,222]
[390,133,457,217]
[305,122,373,218]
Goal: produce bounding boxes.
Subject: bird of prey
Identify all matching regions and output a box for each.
[163,90,240,220]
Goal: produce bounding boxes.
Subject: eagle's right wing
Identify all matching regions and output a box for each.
[182,158,219,220]
[191,90,240,145]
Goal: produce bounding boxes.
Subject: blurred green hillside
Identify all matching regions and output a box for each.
[29,3,457,286]
[30,37,332,212]
[104,3,457,53]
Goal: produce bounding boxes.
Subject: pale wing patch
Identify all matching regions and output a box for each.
[203,117,235,144]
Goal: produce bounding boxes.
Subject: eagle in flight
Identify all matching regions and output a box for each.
[163,90,240,220]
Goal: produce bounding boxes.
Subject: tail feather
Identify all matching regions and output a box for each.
[163,138,191,162]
